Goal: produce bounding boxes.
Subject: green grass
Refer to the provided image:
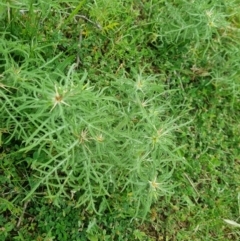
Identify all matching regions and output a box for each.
[0,0,240,240]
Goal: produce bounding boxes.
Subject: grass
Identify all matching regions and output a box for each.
[0,0,240,240]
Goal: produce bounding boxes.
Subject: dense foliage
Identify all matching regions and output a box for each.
[0,0,240,240]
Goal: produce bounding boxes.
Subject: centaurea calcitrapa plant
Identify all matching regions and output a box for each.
[0,0,183,221]
[1,62,181,218]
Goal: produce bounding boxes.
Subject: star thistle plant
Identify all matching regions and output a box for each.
[0,0,185,221]
[1,63,180,218]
